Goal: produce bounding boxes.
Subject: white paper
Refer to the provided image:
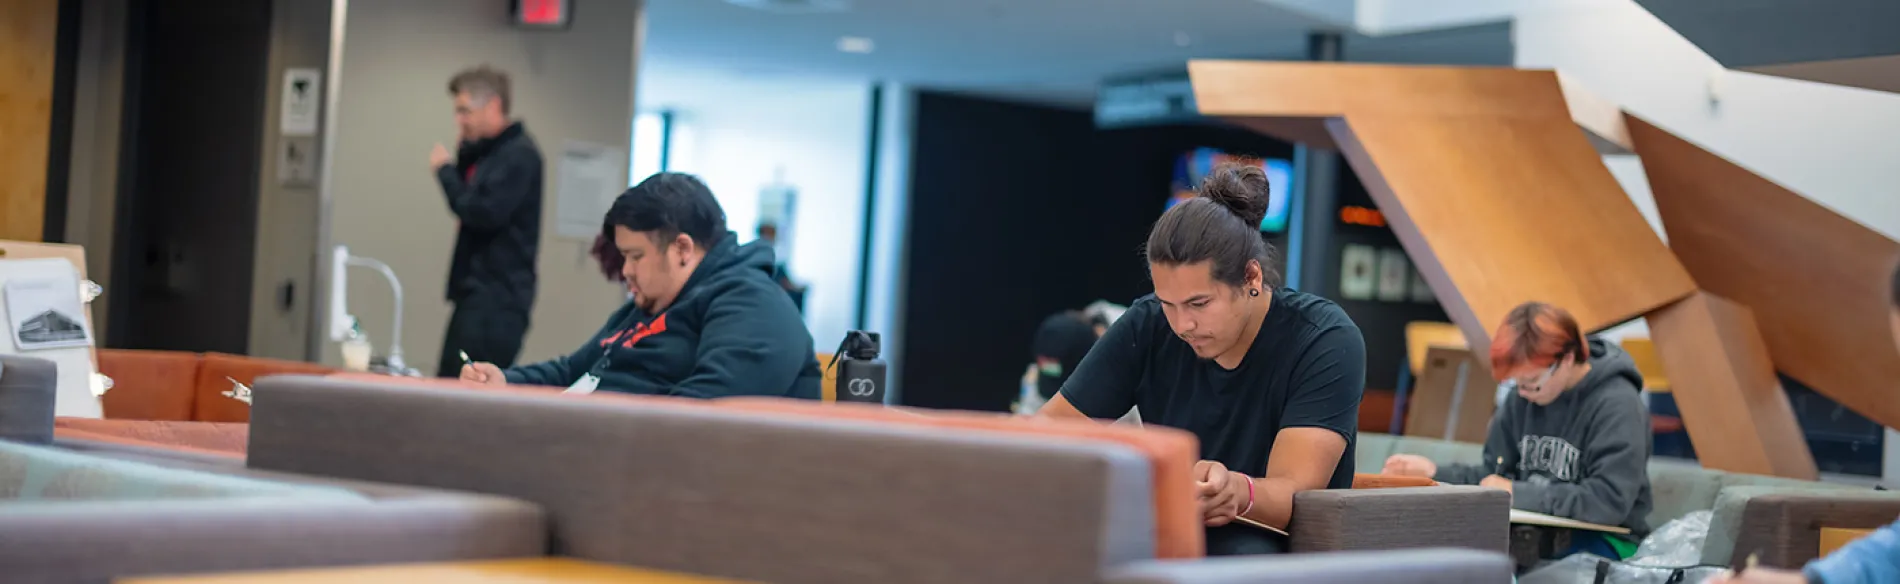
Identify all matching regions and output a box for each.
[554,141,627,239]
[1339,244,1378,300]
[0,258,102,418]
[1376,248,1410,302]
[6,276,92,350]
[281,68,322,136]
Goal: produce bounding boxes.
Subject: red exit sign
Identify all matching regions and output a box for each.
[514,0,571,29]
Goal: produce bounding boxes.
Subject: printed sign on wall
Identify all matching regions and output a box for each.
[280,68,322,137]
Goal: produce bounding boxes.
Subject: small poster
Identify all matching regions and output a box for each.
[281,68,323,137]
[1410,269,1437,303]
[1377,248,1410,302]
[6,276,92,351]
[1339,244,1377,300]
[554,140,627,239]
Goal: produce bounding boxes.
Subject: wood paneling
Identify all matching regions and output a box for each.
[1648,291,1817,479]
[1189,61,1697,352]
[1628,115,1900,430]
[0,0,61,241]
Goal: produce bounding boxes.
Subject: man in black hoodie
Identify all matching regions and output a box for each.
[460,173,821,399]
[1385,301,1653,559]
[430,66,543,378]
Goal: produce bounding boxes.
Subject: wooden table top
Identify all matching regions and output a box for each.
[120,558,754,584]
[1820,527,1877,557]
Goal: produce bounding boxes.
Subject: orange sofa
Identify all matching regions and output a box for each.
[95,349,336,423]
[52,350,338,456]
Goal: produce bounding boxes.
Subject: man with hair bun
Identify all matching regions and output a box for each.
[1039,162,1367,556]
[1385,301,1654,559]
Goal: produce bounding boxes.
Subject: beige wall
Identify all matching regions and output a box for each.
[323,0,641,371]
[246,0,332,360]
[62,0,129,336]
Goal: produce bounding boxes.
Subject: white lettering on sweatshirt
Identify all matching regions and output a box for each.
[1517,434,1582,482]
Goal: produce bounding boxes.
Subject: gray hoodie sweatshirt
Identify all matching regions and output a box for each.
[1435,337,1654,535]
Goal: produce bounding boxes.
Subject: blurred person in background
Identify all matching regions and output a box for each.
[1016,301,1125,414]
[756,223,807,312]
[429,65,544,378]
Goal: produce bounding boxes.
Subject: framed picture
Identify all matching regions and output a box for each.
[1340,245,1378,300]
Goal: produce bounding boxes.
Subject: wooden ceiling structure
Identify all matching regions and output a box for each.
[1188,60,1898,479]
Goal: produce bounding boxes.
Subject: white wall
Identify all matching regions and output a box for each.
[637,64,873,350]
[323,0,641,373]
[1516,0,1900,242]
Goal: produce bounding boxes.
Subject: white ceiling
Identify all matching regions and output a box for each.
[639,0,1512,107]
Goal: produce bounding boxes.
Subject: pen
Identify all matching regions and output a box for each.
[459,350,473,366]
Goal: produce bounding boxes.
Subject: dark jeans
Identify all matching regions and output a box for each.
[436,304,528,378]
[1206,523,1290,556]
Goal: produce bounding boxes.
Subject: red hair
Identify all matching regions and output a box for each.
[1488,301,1587,379]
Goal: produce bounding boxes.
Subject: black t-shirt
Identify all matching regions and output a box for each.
[1059,289,1365,488]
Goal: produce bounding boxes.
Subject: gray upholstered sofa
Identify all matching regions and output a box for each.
[0,355,58,444]
[1358,432,1900,569]
[0,439,545,584]
[240,375,1516,584]
[4,354,1513,583]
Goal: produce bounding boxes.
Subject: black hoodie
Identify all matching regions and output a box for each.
[1435,337,1655,535]
[504,233,821,399]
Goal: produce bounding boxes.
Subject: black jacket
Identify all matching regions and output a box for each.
[504,233,822,399]
[436,122,542,313]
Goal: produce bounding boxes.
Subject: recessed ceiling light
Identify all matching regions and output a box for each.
[1174,31,1192,47]
[837,36,875,54]
[725,0,850,14]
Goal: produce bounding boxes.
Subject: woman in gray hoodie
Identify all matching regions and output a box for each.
[1385,301,1654,559]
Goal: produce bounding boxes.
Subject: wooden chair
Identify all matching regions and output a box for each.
[1392,322,1468,434]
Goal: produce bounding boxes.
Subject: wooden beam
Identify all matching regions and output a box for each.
[1628,114,1900,430]
[0,0,60,241]
[1648,291,1817,479]
[1189,61,1697,351]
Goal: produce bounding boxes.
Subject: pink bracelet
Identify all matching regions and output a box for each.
[1239,474,1255,517]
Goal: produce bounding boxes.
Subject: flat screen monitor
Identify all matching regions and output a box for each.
[1167,148,1292,233]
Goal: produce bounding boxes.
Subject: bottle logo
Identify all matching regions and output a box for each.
[846,378,877,397]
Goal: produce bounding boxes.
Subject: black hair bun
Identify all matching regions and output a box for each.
[1197,162,1270,228]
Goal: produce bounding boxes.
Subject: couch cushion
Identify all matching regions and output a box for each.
[247,377,1154,584]
[193,353,335,423]
[53,418,248,457]
[1354,433,1399,473]
[716,397,1205,559]
[0,355,58,444]
[1644,459,1727,527]
[96,349,201,421]
[1389,436,1485,467]
[0,440,358,501]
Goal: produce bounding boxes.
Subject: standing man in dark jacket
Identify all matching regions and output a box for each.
[459,173,821,399]
[429,65,544,377]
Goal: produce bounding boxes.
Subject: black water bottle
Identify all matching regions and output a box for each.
[834,331,886,404]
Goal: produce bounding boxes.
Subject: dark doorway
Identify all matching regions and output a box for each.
[107,0,272,352]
